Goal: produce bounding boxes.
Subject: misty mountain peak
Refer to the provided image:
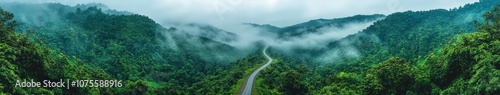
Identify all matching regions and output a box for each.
[276,14,385,39]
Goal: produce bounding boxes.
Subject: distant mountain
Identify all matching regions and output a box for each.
[178,23,239,43]
[73,3,134,15]
[278,14,385,39]
[243,23,281,33]
[246,14,385,40]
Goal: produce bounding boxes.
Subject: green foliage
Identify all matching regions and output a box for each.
[426,4,500,94]
[5,4,245,94]
[126,80,148,95]
[363,57,416,95]
[307,1,500,95]
[149,49,267,95]
[314,72,363,95]
[0,7,118,94]
[257,58,309,95]
[250,2,500,95]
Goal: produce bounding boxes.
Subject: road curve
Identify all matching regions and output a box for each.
[241,46,272,95]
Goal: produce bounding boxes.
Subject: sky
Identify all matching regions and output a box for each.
[1,0,478,28]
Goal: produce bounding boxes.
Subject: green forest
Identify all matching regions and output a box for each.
[1,0,500,95]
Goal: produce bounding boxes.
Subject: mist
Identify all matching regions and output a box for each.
[272,20,381,50]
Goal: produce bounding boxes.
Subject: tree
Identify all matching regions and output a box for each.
[282,70,307,95]
[0,7,117,94]
[364,57,416,95]
[128,80,149,95]
[426,4,500,94]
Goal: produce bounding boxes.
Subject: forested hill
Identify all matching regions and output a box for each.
[254,0,500,94]
[310,0,500,87]
[357,0,500,59]
[1,7,120,94]
[0,2,250,94]
[278,14,385,38]
[303,0,500,64]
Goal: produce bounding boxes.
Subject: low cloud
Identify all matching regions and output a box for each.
[273,20,381,50]
[181,17,383,63]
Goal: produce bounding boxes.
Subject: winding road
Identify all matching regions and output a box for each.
[241,46,272,95]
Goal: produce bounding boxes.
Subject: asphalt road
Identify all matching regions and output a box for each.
[241,46,272,95]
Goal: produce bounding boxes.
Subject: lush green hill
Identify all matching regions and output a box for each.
[262,0,497,67]
[253,0,500,94]
[0,3,253,94]
[0,7,122,95]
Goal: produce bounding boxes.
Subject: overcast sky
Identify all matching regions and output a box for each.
[2,0,479,27]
